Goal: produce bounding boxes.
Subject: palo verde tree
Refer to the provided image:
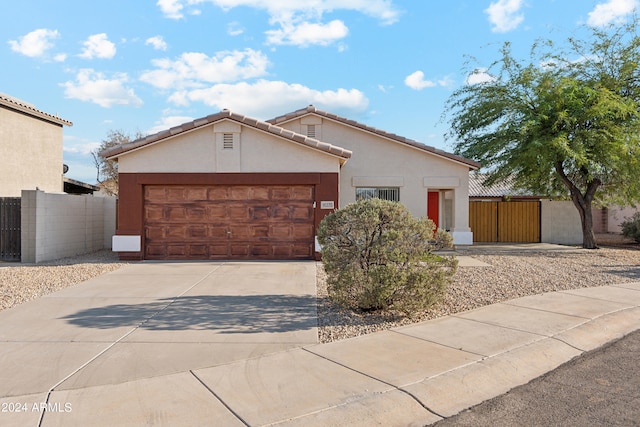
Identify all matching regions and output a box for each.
[91,129,143,196]
[445,20,640,249]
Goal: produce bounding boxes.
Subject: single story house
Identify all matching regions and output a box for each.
[103,106,479,261]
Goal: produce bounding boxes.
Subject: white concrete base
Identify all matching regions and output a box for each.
[451,230,473,245]
[112,235,141,252]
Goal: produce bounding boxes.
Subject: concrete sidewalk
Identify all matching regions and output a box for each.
[0,262,639,427]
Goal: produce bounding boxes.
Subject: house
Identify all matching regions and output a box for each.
[0,93,73,196]
[103,106,480,261]
[0,92,115,263]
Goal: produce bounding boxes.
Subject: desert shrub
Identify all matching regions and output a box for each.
[432,228,455,250]
[317,198,457,315]
[621,212,640,243]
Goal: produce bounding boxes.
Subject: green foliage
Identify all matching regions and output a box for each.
[621,212,640,243]
[445,19,640,248]
[317,199,457,315]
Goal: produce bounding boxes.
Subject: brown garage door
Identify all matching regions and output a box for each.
[144,185,315,260]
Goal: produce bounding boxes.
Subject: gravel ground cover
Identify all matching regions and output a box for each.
[0,250,126,311]
[317,245,640,343]
[1,244,638,345]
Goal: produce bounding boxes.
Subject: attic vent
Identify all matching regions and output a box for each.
[223,133,234,149]
[307,125,316,138]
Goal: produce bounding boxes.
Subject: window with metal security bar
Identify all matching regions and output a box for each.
[223,133,234,149]
[306,125,316,138]
[355,187,400,202]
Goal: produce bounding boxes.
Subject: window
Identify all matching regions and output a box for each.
[356,187,400,202]
[223,133,234,149]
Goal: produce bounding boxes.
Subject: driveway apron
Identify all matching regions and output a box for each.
[0,261,317,425]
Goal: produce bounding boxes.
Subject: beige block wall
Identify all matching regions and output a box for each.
[607,206,640,233]
[21,190,117,263]
[118,122,341,174]
[540,200,583,245]
[0,107,64,196]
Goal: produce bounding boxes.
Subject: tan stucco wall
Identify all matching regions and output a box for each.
[118,121,341,174]
[277,117,472,235]
[540,200,583,245]
[0,107,64,196]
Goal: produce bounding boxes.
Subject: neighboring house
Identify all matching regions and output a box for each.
[0,93,73,196]
[0,92,115,263]
[103,105,480,261]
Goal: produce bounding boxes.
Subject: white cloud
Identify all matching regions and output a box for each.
[465,69,496,84]
[166,79,368,119]
[61,69,143,108]
[147,115,196,134]
[404,71,453,90]
[587,0,638,26]
[8,28,60,58]
[157,0,185,19]
[227,21,245,36]
[140,48,270,89]
[266,19,349,46]
[79,33,117,59]
[157,0,400,46]
[145,36,168,51]
[485,0,524,33]
[54,53,67,62]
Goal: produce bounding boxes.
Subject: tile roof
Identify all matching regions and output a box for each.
[101,109,352,161]
[0,93,72,127]
[268,105,480,169]
[469,174,536,198]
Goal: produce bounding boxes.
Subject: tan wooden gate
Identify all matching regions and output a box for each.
[470,201,541,243]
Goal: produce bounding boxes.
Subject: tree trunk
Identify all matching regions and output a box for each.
[555,162,600,249]
[577,199,598,249]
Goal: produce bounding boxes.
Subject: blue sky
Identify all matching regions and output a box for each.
[2,0,638,184]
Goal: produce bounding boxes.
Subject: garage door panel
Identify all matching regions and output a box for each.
[165,188,187,202]
[292,206,313,220]
[146,226,165,239]
[271,225,291,238]
[167,207,187,220]
[206,206,227,220]
[251,206,270,220]
[208,187,229,200]
[293,224,314,238]
[186,187,208,201]
[144,184,315,260]
[229,187,251,200]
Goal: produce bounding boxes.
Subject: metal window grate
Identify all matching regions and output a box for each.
[355,187,400,202]
[223,133,234,149]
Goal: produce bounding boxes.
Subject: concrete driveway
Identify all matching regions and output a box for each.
[0,261,318,426]
[1,260,639,427]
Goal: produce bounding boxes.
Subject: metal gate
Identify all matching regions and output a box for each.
[470,201,540,243]
[0,197,21,261]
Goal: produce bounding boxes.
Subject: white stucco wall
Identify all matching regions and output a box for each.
[21,190,117,263]
[117,121,341,174]
[0,107,64,196]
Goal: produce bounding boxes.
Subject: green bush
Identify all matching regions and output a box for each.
[317,198,457,315]
[621,212,640,243]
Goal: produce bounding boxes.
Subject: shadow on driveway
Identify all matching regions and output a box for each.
[61,294,317,334]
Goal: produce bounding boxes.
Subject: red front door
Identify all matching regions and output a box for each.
[427,191,439,229]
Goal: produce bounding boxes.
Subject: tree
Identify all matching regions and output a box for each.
[91,129,143,196]
[445,20,640,249]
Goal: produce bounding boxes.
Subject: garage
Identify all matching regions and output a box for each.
[144,184,315,260]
